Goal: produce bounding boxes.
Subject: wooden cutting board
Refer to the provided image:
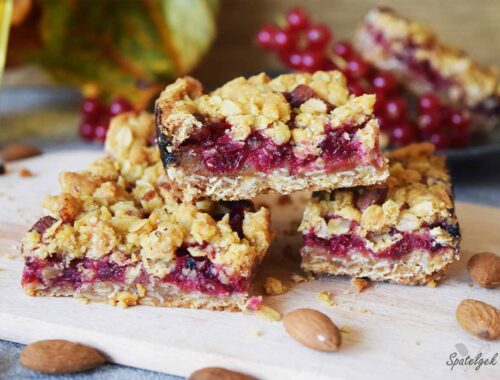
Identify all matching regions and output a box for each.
[0,151,499,380]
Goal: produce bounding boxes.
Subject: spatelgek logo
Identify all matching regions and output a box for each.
[446,343,498,371]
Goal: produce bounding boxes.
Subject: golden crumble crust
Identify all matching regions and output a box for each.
[155,71,378,153]
[22,112,273,280]
[355,8,499,108]
[299,143,457,246]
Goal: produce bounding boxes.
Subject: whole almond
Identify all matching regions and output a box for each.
[189,367,255,380]
[468,252,500,288]
[20,339,105,373]
[283,308,342,352]
[456,299,500,340]
[1,144,42,162]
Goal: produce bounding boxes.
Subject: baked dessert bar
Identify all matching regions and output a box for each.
[21,112,273,311]
[354,7,500,128]
[298,143,460,285]
[155,71,388,201]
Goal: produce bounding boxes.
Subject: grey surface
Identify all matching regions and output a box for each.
[1,86,500,379]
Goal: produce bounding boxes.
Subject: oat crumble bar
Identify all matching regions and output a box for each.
[298,143,460,285]
[21,112,273,311]
[155,71,388,201]
[354,8,500,128]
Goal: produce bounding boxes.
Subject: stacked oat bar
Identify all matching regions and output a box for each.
[155,70,460,286]
[21,70,460,312]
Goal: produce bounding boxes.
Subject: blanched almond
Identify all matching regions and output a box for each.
[456,299,500,340]
[189,367,255,380]
[283,308,342,352]
[19,339,105,373]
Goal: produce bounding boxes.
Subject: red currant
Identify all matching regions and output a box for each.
[449,110,470,130]
[279,50,302,69]
[285,7,310,31]
[305,24,332,49]
[391,121,417,146]
[255,25,279,50]
[273,29,297,52]
[345,57,370,78]
[79,121,95,141]
[81,97,103,121]
[372,72,397,95]
[333,41,353,58]
[93,122,109,143]
[300,50,325,72]
[109,98,133,116]
[376,116,394,133]
[383,97,408,121]
[417,113,440,136]
[429,131,450,149]
[418,94,441,114]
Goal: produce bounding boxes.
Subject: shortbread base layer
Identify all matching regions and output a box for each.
[167,164,388,202]
[23,281,249,312]
[301,246,458,285]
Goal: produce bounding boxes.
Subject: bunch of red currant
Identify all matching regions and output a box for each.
[255,7,471,149]
[79,97,133,143]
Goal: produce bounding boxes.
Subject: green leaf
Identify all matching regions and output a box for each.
[30,0,219,106]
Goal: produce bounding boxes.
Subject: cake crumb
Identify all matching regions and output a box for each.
[427,280,438,288]
[255,305,282,321]
[340,326,353,334]
[115,291,139,308]
[249,330,263,337]
[263,276,288,295]
[19,168,33,177]
[77,297,90,305]
[291,273,308,283]
[351,278,369,293]
[467,283,473,288]
[136,283,147,297]
[357,307,373,315]
[317,290,335,307]
[414,340,421,346]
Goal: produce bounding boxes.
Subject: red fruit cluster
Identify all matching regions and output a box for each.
[256,7,332,72]
[255,7,471,149]
[79,97,133,143]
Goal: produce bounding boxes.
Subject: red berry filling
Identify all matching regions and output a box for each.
[303,229,446,260]
[22,245,250,296]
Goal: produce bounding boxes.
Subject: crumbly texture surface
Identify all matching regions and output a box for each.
[155,71,388,201]
[299,143,460,285]
[21,112,273,310]
[354,8,499,110]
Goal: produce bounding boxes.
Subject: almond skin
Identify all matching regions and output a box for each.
[19,339,105,374]
[468,252,500,288]
[283,308,342,352]
[1,144,42,162]
[189,367,255,380]
[456,299,500,340]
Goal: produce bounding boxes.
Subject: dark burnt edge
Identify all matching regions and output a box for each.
[154,106,178,167]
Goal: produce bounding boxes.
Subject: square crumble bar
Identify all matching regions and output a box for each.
[155,71,388,202]
[354,8,500,127]
[298,143,460,285]
[21,112,274,311]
